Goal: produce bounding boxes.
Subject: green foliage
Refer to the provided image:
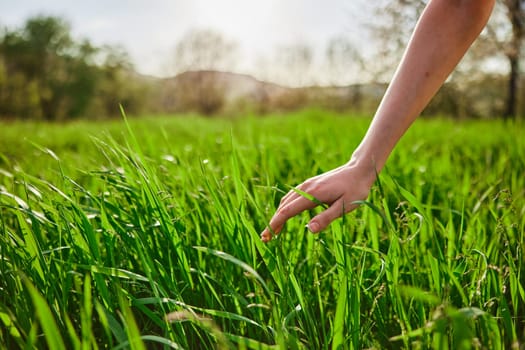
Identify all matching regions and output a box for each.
[0,111,523,348]
[0,15,148,120]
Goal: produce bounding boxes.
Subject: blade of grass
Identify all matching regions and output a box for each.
[23,277,66,350]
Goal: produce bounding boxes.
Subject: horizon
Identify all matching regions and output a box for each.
[0,0,379,87]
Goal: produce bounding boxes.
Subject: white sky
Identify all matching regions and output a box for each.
[0,0,378,85]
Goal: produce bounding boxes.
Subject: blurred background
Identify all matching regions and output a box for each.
[0,0,522,120]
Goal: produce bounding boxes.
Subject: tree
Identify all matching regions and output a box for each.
[0,16,85,119]
[274,43,314,87]
[479,0,525,119]
[370,0,426,82]
[0,15,143,120]
[501,0,525,119]
[371,0,525,119]
[172,28,237,74]
[325,35,361,86]
[324,35,364,111]
[169,29,238,115]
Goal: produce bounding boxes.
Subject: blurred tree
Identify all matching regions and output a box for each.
[371,0,524,119]
[325,35,364,111]
[275,43,313,87]
[478,0,525,118]
[501,0,525,119]
[169,29,238,115]
[92,45,148,117]
[371,0,426,83]
[0,15,144,120]
[173,28,237,73]
[326,35,361,86]
[1,16,73,119]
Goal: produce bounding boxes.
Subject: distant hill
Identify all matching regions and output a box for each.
[147,70,387,115]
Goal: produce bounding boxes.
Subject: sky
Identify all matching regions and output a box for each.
[0,0,378,85]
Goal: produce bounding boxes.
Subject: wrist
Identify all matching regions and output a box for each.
[345,151,379,187]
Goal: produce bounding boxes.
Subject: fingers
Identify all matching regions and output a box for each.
[277,186,302,208]
[260,224,282,243]
[260,164,373,242]
[261,195,362,242]
[260,194,317,242]
[261,196,356,242]
[307,198,359,233]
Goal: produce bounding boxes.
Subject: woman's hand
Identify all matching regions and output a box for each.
[260,0,495,243]
[260,160,376,242]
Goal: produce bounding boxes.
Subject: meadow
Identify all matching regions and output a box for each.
[0,110,523,349]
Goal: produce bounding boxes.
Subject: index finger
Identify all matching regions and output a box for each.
[261,195,318,241]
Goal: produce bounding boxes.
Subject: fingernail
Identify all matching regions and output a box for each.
[306,222,319,233]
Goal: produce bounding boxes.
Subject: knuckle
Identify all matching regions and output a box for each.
[277,204,292,217]
[310,184,322,193]
[301,181,320,194]
[300,178,314,188]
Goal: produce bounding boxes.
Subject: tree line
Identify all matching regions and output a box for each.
[158,0,525,120]
[374,0,525,120]
[1,2,524,121]
[0,16,148,120]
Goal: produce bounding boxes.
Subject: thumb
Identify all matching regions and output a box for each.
[307,198,345,233]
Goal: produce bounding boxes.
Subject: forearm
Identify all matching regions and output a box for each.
[352,0,495,173]
[261,0,495,240]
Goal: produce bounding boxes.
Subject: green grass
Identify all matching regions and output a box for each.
[0,110,524,349]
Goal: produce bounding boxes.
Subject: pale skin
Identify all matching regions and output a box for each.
[261,0,495,243]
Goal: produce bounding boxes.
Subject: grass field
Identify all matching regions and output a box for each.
[0,110,524,349]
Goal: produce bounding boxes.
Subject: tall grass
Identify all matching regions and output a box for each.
[0,110,524,349]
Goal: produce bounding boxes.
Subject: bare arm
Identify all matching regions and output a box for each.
[353,0,495,173]
[261,0,495,242]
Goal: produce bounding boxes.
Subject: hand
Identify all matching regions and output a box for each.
[260,160,376,242]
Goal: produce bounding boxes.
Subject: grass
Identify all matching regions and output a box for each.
[0,109,524,349]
